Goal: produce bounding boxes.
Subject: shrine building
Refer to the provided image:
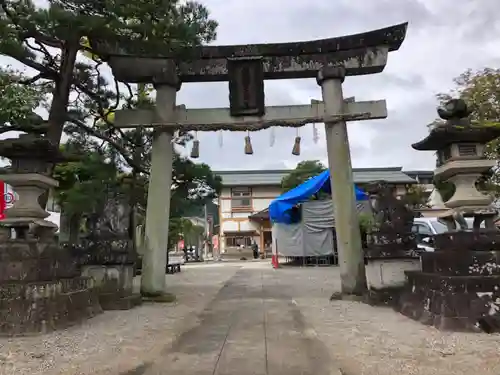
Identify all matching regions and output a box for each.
[215,168,433,254]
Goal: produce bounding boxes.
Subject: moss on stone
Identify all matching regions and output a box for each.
[141,292,176,303]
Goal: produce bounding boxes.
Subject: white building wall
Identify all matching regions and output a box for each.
[253,197,274,211]
[219,185,281,252]
[220,198,232,219]
[220,187,232,198]
[251,187,281,198]
[221,220,238,232]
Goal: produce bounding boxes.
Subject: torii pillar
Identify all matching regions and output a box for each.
[318,66,367,296]
[141,74,179,297]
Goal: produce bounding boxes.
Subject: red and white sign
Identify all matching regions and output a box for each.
[177,239,185,250]
[0,181,4,220]
[0,182,18,220]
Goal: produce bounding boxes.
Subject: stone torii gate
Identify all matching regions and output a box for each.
[91,22,408,298]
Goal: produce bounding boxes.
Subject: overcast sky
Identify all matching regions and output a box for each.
[176,0,500,171]
[3,0,500,172]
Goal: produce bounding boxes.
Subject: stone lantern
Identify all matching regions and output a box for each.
[431,99,499,225]
[0,134,102,336]
[399,99,500,332]
[0,134,61,230]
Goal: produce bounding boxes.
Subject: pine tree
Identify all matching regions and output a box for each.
[0,0,221,227]
[0,0,217,162]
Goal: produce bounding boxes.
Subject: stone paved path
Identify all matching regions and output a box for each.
[142,266,339,375]
[5,261,499,375]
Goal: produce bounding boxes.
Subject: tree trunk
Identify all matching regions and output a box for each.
[58,208,71,242]
[128,132,143,252]
[68,213,82,244]
[39,42,79,209]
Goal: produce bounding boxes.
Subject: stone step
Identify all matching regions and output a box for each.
[0,283,102,336]
[99,292,142,310]
[405,271,500,293]
[434,229,500,251]
[60,288,103,321]
[421,251,500,275]
[399,271,500,332]
[0,276,95,299]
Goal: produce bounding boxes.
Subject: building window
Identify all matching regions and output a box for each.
[225,236,252,247]
[47,196,61,213]
[419,178,432,185]
[231,187,252,211]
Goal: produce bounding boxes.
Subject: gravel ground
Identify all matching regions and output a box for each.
[0,263,241,375]
[271,267,500,375]
[3,263,500,375]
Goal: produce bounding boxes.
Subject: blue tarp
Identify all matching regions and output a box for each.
[269,170,368,224]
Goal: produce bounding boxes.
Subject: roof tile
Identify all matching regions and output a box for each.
[215,168,420,186]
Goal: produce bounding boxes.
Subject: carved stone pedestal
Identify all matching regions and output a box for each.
[66,239,141,311]
[66,188,142,311]
[399,230,500,332]
[81,264,141,310]
[0,135,102,336]
[363,181,420,306]
[0,253,102,336]
[77,261,142,310]
[365,257,421,290]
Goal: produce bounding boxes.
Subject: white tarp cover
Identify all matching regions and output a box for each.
[272,200,370,257]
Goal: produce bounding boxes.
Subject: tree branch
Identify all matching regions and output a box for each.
[0,0,63,49]
[0,125,26,134]
[66,115,149,175]
[6,49,57,78]
[26,32,63,49]
[18,73,44,85]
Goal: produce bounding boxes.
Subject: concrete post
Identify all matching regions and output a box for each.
[140,84,177,296]
[317,66,367,296]
[203,203,209,260]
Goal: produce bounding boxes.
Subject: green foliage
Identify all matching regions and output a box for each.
[432,177,455,202]
[358,213,374,233]
[0,68,48,132]
[168,217,204,250]
[0,0,218,156]
[405,185,429,209]
[281,160,327,192]
[171,155,222,217]
[436,68,500,127]
[67,0,218,53]
[0,0,222,236]
[52,145,121,215]
[0,0,218,65]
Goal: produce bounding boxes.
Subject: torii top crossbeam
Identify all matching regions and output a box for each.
[90,23,408,84]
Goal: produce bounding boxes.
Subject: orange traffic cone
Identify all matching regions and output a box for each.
[271,253,279,269]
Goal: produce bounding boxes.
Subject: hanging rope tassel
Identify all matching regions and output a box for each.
[190,131,200,158]
[312,123,319,144]
[269,127,276,147]
[292,128,301,156]
[218,130,223,148]
[173,130,180,143]
[244,131,253,155]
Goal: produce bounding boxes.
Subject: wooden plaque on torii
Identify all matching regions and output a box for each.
[227,57,265,117]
